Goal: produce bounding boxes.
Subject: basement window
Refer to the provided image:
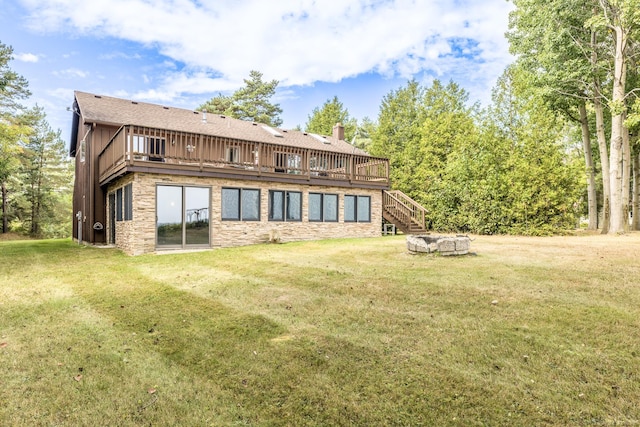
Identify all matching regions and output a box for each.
[116,187,123,221]
[308,193,338,222]
[344,195,371,223]
[268,190,301,222]
[114,184,133,222]
[124,184,132,221]
[221,187,260,221]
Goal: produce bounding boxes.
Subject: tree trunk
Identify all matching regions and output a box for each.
[31,147,45,237]
[1,181,7,233]
[608,25,627,234]
[621,113,631,232]
[592,30,610,234]
[594,95,610,233]
[633,151,640,231]
[579,103,598,230]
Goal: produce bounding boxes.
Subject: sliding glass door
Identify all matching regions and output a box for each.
[185,187,210,245]
[157,185,210,248]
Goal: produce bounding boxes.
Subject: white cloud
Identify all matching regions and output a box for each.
[21,0,514,104]
[98,51,142,60]
[53,68,89,79]
[15,52,40,63]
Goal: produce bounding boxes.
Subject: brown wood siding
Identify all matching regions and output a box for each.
[71,121,88,242]
[90,125,119,243]
[72,121,119,244]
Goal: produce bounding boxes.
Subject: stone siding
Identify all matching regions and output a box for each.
[107,172,382,255]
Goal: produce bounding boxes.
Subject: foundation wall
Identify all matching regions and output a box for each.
[106,172,382,255]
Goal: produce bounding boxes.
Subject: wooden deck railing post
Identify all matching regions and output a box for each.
[126,126,133,166]
[257,143,262,176]
[199,134,204,171]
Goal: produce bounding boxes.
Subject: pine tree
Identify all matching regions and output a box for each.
[198,70,283,127]
[0,41,31,233]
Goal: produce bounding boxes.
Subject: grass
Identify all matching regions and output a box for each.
[1,234,640,426]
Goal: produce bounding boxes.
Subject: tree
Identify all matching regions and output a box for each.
[305,96,357,141]
[369,80,425,193]
[508,0,640,233]
[198,93,233,115]
[0,41,31,233]
[12,107,73,237]
[413,80,479,230]
[353,116,377,151]
[475,66,583,234]
[625,98,640,230]
[590,0,640,233]
[371,70,582,235]
[198,70,283,127]
[507,0,608,231]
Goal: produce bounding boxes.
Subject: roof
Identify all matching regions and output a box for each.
[71,91,369,157]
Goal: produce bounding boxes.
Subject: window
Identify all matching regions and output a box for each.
[148,137,165,161]
[310,155,328,176]
[345,195,371,222]
[114,184,133,222]
[124,184,132,221]
[288,154,301,174]
[131,135,165,161]
[79,139,86,163]
[274,152,302,174]
[116,188,123,221]
[222,188,260,221]
[225,146,239,163]
[269,190,301,221]
[308,193,338,222]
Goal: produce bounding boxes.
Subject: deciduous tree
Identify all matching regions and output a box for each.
[507,0,607,230]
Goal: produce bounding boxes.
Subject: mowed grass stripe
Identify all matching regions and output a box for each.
[2,235,640,425]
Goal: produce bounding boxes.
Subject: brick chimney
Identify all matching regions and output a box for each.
[332,122,345,141]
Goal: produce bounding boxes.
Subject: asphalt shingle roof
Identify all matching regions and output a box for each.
[74,91,369,156]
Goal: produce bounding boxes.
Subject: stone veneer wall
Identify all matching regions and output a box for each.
[107,172,383,255]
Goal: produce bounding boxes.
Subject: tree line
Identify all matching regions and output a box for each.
[508,0,640,234]
[5,0,640,240]
[1,42,73,238]
[199,68,586,235]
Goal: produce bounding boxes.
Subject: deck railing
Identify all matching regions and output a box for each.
[383,190,427,232]
[98,125,389,186]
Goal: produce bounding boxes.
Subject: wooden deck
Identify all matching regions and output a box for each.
[98,125,390,188]
[382,190,428,233]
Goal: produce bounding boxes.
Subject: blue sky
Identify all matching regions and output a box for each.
[2,0,514,146]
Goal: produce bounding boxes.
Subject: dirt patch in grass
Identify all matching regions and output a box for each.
[0,232,33,241]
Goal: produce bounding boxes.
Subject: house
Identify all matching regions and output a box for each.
[70,91,426,255]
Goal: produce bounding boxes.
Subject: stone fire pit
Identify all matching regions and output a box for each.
[406,234,471,256]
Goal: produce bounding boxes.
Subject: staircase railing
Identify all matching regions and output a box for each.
[383,190,427,232]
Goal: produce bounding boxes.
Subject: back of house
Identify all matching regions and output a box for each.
[69,91,390,255]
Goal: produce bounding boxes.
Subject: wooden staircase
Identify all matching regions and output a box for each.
[382,190,428,234]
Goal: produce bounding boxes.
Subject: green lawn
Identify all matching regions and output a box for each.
[1,234,640,426]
